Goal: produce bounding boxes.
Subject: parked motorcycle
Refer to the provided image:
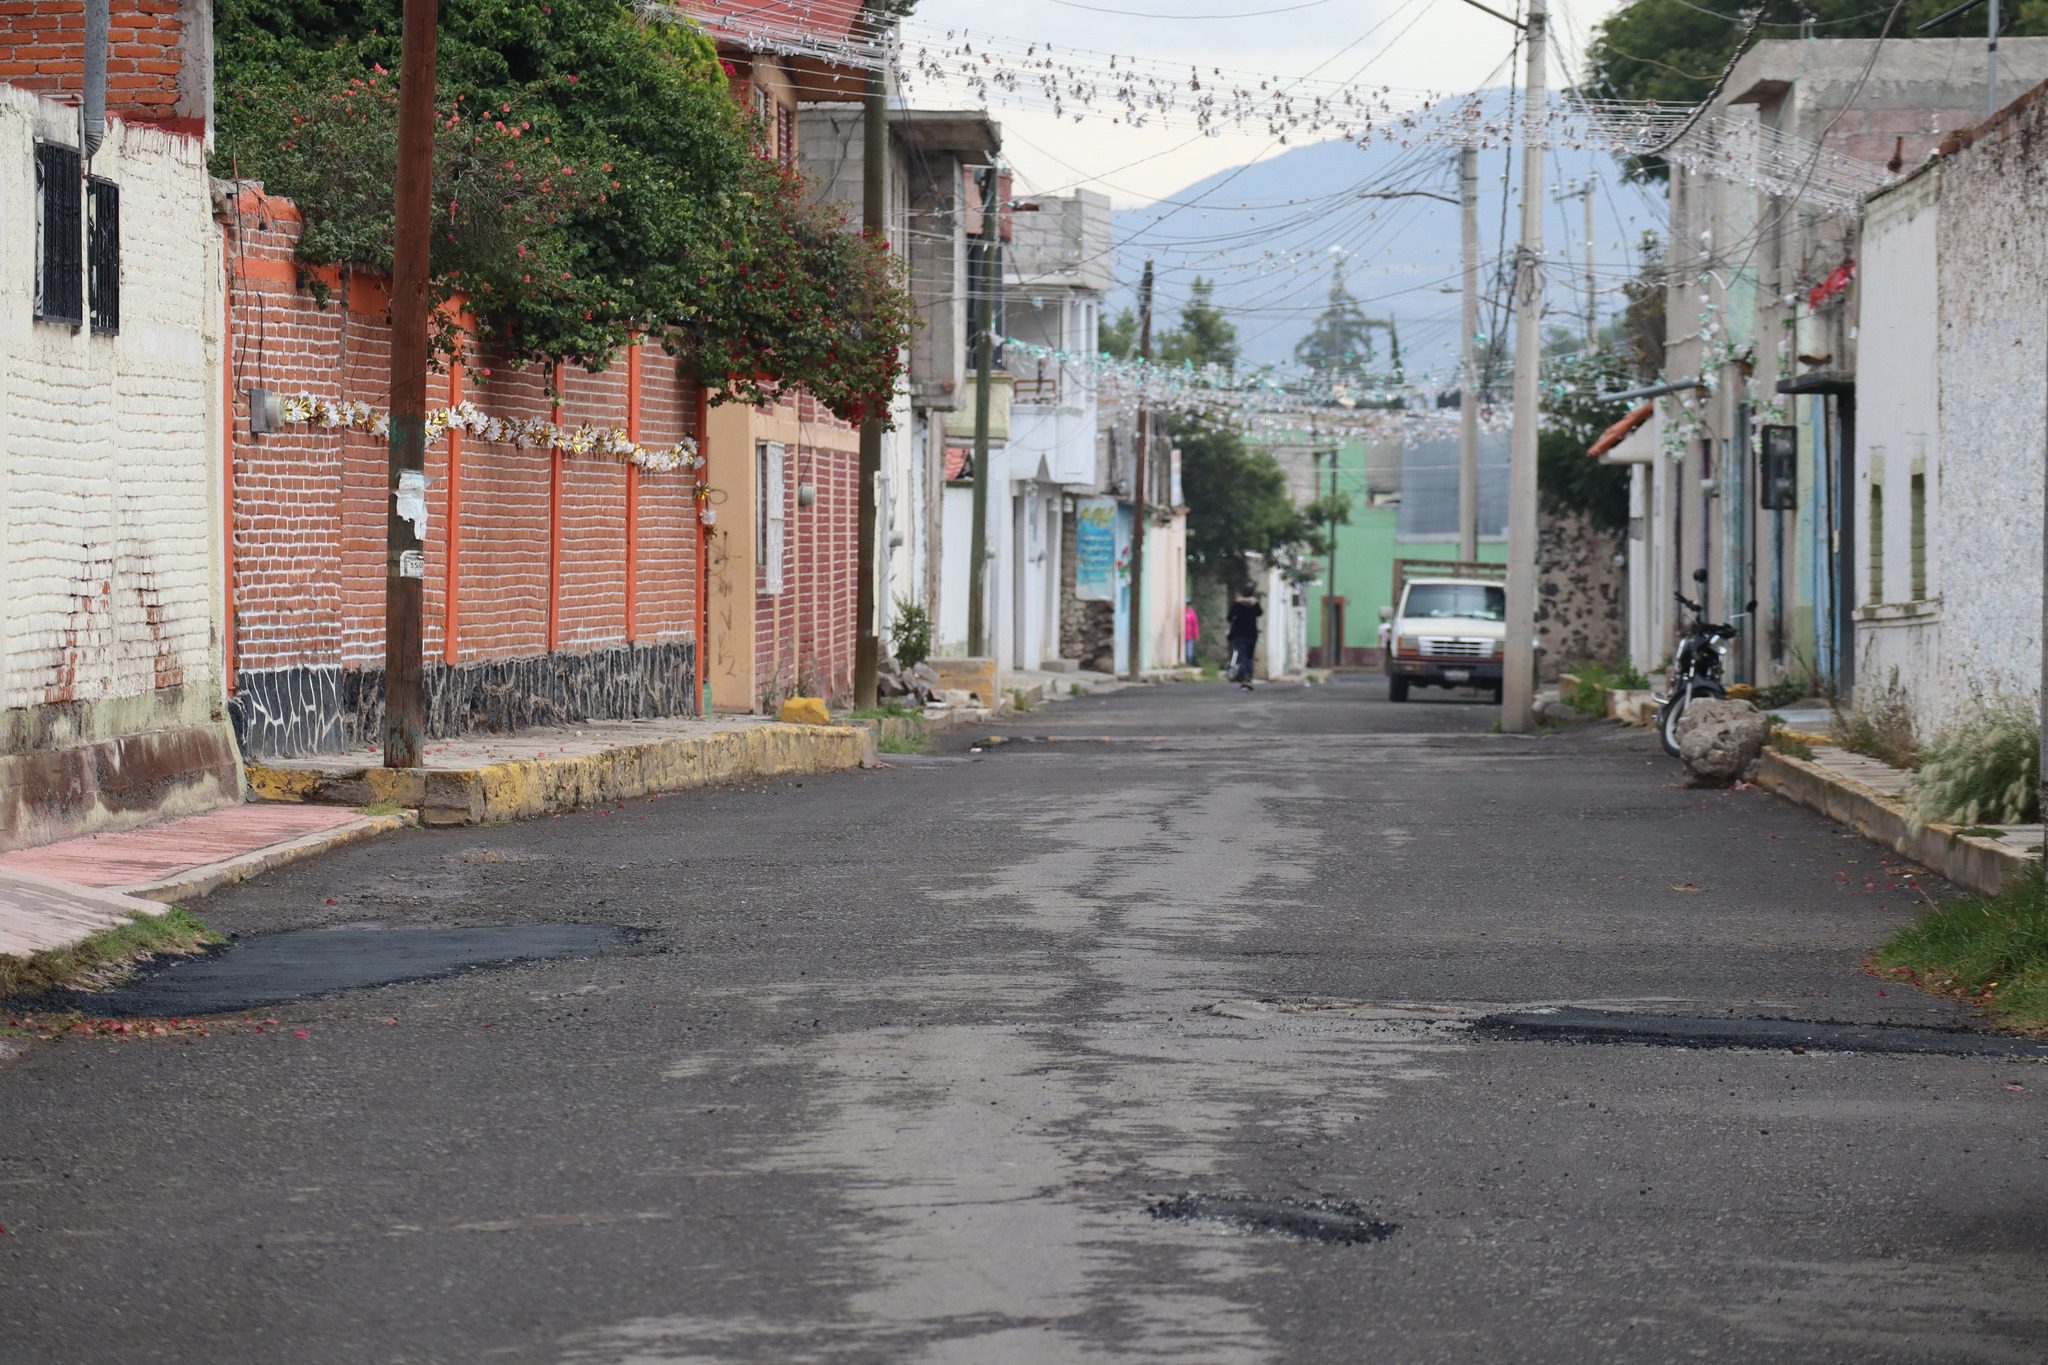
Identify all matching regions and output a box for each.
[1656,568,1755,758]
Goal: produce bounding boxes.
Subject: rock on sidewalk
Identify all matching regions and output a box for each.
[778,696,832,726]
[1676,698,1767,786]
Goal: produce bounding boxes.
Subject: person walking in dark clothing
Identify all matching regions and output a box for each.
[1225,589,1263,689]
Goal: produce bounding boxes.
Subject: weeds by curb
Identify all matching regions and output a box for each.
[1871,871,2048,1034]
[0,908,218,1003]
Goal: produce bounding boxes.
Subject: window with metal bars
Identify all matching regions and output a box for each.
[34,143,83,326]
[1868,479,1885,604]
[88,176,119,335]
[777,105,794,167]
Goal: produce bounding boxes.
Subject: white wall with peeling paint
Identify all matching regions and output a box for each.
[0,84,224,747]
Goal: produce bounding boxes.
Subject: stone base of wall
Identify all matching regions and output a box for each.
[233,641,699,759]
[0,721,243,853]
[1538,504,1625,681]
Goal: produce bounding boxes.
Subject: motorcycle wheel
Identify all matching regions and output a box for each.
[1659,689,1687,758]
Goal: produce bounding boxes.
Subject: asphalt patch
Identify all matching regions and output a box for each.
[1474,1007,2048,1058]
[1148,1193,1398,1245]
[15,924,635,1017]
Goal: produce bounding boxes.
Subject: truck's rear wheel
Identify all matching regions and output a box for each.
[1388,676,1409,702]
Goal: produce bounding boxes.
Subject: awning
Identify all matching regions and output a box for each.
[1588,403,1653,461]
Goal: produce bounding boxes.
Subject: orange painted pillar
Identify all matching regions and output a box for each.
[625,339,642,644]
[695,385,712,714]
[548,360,565,652]
[221,239,237,695]
[443,358,464,665]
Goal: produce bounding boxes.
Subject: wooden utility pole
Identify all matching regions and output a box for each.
[1125,259,1154,682]
[1457,142,1480,563]
[852,34,888,709]
[1502,0,1546,733]
[383,0,437,768]
[965,164,998,658]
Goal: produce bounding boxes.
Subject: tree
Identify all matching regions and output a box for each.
[1538,336,1631,532]
[1178,414,1348,586]
[213,0,915,421]
[1157,278,1238,371]
[1099,307,1138,359]
[1585,0,2048,178]
[1293,259,1376,376]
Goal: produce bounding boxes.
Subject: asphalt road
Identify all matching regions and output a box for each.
[3,676,2044,1363]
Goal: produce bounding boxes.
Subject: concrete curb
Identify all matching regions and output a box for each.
[117,812,414,905]
[1756,750,2033,896]
[250,723,875,827]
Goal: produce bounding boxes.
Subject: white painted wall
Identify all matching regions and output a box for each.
[1851,115,2047,738]
[1927,126,2046,726]
[1853,171,1945,724]
[1,87,222,739]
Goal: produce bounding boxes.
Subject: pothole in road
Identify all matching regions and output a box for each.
[1149,1193,1398,1245]
[1207,998,2048,1057]
[22,924,636,1017]
[1475,1007,2048,1058]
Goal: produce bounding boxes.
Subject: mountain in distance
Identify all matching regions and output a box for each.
[1104,107,1664,386]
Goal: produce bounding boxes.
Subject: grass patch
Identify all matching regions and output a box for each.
[1764,713,1817,761]
[1198,661,1222,683]
[1753,678,1807,710]
[357,799,407,817]
[1873,871,2048,1032]
[1006,688,1035,714]
[0,907,217,1002]
[877,725,931,756]
[1562,659,1650,718]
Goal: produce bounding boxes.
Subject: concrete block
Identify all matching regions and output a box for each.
[930,657,998,706]
[779,697,833,726]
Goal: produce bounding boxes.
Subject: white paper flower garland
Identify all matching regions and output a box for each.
[277,394,704,474]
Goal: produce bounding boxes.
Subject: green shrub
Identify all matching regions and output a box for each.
[1907,696,2040,829]
[890,599,933,671]
[1562,658,1650,718]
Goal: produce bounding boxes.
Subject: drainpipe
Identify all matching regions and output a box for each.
[82,0,108,160]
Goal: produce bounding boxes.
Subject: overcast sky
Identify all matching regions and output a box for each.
[904,0,1631,207]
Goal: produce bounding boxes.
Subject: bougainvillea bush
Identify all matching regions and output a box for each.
[215,0,914,422]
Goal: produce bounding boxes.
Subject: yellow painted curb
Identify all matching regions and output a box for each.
[255,724,874,827]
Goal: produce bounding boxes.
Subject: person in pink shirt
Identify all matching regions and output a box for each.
[1183,602,1199,666]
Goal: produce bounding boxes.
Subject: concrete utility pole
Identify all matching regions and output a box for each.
[383,0,437,768]
[1458,142,1480,563]
[965,164,997,658]
[1553,180,1596,349]
[852,32,887,709]
[1502,0,1546,733]
[1126,258,1154,682]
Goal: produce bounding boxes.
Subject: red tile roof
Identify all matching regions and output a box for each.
[1587,403,1652,460]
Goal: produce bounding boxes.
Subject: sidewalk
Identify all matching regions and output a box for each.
[249,714,874,826]
[1758,744,2039,895]
[0,804,404,961]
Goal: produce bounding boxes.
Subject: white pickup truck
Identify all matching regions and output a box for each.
[1378,562,1506,703]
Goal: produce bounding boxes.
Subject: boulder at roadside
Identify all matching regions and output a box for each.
[1675,697,1767,786]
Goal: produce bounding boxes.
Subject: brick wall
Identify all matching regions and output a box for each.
[225,193,708,756]
[0,0,211,135]
[751,393,859,708]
